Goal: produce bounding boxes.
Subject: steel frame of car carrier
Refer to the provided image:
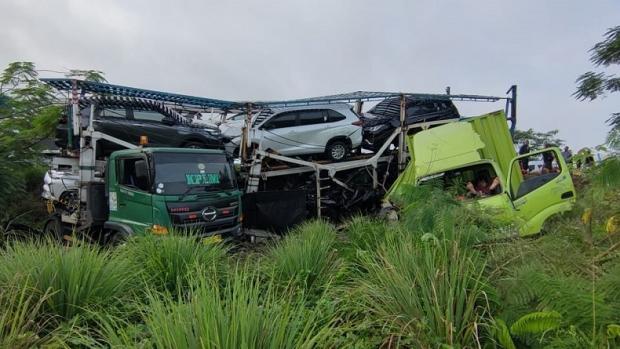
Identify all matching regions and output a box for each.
[43,78,518,223]
[243,88,517,218]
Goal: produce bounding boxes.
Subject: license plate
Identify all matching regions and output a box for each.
[202,234,222,245]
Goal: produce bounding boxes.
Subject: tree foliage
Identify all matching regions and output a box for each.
[66,69,107,83]
[0,61,105,220]
[574,26,620,150]
[513,128,564,148]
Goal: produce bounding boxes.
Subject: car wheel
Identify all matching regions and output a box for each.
[326,140,348,161]
[183,141,206,149]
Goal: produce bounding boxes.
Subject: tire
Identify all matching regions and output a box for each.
[106,230,128,246]
[43,215,64,242]
[326,140,348,161]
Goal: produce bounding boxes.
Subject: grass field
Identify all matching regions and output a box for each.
[0,158,619,348]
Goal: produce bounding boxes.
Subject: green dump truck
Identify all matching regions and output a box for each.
[390,110,576,236]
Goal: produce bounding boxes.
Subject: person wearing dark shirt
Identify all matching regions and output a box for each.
[519,140,530,172]
[542,142,554,171]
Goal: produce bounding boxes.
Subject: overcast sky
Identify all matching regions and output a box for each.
[1,0,618,149]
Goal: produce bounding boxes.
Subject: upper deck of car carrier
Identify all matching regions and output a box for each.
[42,78,517,224]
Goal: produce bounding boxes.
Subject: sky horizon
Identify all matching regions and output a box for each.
[1,0,618,150]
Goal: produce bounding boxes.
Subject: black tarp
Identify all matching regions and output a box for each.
[242,190,307,233]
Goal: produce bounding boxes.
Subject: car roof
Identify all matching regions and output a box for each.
[269,102,352,113]
[252,103,353,125]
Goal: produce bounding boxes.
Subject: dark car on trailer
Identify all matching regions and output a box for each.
[360,97,460,151]
[55,97,225,154]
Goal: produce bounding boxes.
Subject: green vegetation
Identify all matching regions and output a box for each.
[0,62,106,233]
[574,26,620,151]
[0,60,618,347]
[0,158,617,348]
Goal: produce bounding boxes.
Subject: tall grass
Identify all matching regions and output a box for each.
[265,220,342,296]
[0,239,138,321]
[0,280,64,348]
[122,233,229,297]
[342,215,395,254]
[104,265,337,349]
[393,184,495,246]
[356,234,491,348]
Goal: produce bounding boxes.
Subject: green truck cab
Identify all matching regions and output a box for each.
[103,147,242,239]
[391,111,576,236]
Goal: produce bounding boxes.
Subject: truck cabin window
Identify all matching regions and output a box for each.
[419,163,502,201]
[152,152,235,195]
[118,158,150,192]
[512,149,562,199]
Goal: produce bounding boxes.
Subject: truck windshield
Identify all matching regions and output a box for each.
[152,152,235,195]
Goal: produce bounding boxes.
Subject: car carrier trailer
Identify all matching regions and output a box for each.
[240,88,518,226]
[42,79,517,238]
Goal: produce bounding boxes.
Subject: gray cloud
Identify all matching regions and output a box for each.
[1,0,618,149]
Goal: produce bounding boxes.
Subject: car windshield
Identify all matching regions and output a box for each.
[152,152,235,195]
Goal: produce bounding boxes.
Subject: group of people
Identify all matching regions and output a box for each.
[518,140,573,173]
[518,139,598,173]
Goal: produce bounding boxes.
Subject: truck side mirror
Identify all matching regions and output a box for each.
[134,160,149,182]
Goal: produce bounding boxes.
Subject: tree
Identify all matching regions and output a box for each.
[0,62,105,221]
[574,26,620,150]
[513,128,564,149]
[66,69,107,83]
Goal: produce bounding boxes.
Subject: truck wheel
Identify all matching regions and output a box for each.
[43,215,64,242]
[106,231,128,246]
[326,140,348,161]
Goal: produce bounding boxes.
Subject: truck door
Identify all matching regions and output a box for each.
[113,155,154,233]
[507,148,576,235]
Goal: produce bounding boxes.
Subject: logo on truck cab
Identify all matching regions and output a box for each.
[201,207,217,221]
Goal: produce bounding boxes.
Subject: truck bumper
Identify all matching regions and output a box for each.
[172,216,242,238]
[197,223,242,238]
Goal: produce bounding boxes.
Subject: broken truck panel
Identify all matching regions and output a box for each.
[389,110,576,236]
[468,110,522,194]
[412,121,485,178]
